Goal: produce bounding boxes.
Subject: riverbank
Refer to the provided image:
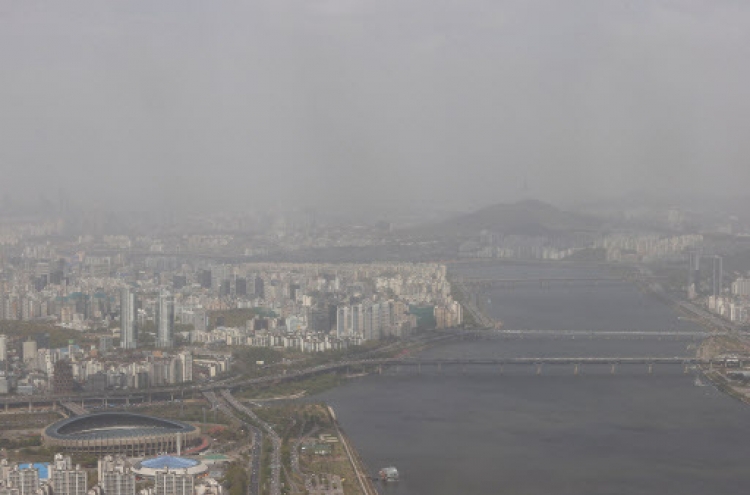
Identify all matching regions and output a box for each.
[328,406,379,495]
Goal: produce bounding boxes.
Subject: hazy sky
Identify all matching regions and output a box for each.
[1,0,750,213]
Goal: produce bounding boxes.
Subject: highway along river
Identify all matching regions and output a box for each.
[314,262,750,495]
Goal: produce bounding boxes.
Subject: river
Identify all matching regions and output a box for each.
[314,262,750,495]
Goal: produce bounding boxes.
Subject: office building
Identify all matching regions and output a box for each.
[235,277,247,297]
[253,277,264,299]
[199,270,212,290]
[99,335,113,353]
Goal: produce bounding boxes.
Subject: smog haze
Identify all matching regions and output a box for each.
[1,0,749,213]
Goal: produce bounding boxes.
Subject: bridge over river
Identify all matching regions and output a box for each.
[457,275,664,288]
[0,353,735,410]
[473,329,724,340]
[374,357,720,376]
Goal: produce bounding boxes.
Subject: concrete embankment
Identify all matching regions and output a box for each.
[328,406,379,495]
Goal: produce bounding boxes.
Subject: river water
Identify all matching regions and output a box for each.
[314,262,750,495]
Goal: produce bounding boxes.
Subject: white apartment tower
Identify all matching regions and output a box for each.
[155,470,193,495]
[336,306,350,338]
[179,352,193,382]
[120,288,137,349]
[101,468,135,495]
[157,291,175,348]
[7,466,39,495]
[50,454,87,495]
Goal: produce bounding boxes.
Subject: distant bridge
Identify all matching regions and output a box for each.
[0,352,733,409]
[392,357,704,366]
[475,329,724,339]
[458,275,665,288]
[382,357,712,375]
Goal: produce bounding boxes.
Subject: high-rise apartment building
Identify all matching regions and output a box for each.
[120,288,137,349]
[179,352,193,382]
[336,306,350,338]
[50,454,87,495]
[157,291,174,348]
[99,456,135,495]
[22,340,37,369]
[7,466,39,495]
[155,470,193,495]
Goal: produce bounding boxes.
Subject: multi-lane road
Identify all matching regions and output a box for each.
[203,391,262,495]
[220,389,282,495]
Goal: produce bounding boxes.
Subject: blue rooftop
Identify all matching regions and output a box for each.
[141,456,198,470]
[19,463,49,480]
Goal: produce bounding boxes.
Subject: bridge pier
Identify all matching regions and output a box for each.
[611,363,617,375]
[378,365,382,375]
[684,363,690,374]
[536,364,542,376]
[648,363,653,375]
[574,364,579,376]
[499,364,504,375]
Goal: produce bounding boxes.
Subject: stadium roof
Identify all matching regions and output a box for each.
[141,456,199,470]
[45,412,196,441]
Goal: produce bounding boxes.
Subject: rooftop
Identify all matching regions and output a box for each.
[140,456,199,470]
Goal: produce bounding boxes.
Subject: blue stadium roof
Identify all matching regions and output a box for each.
[141,456,199,470]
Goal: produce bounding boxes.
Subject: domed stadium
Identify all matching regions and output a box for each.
[133,455,208,478]
[43,412,201,456]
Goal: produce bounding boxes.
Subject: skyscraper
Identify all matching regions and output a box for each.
[120,288,137,349]
[0,334,7,363]
[253,276,264,299]
[157,291,175,348]
[235,277,247,296]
